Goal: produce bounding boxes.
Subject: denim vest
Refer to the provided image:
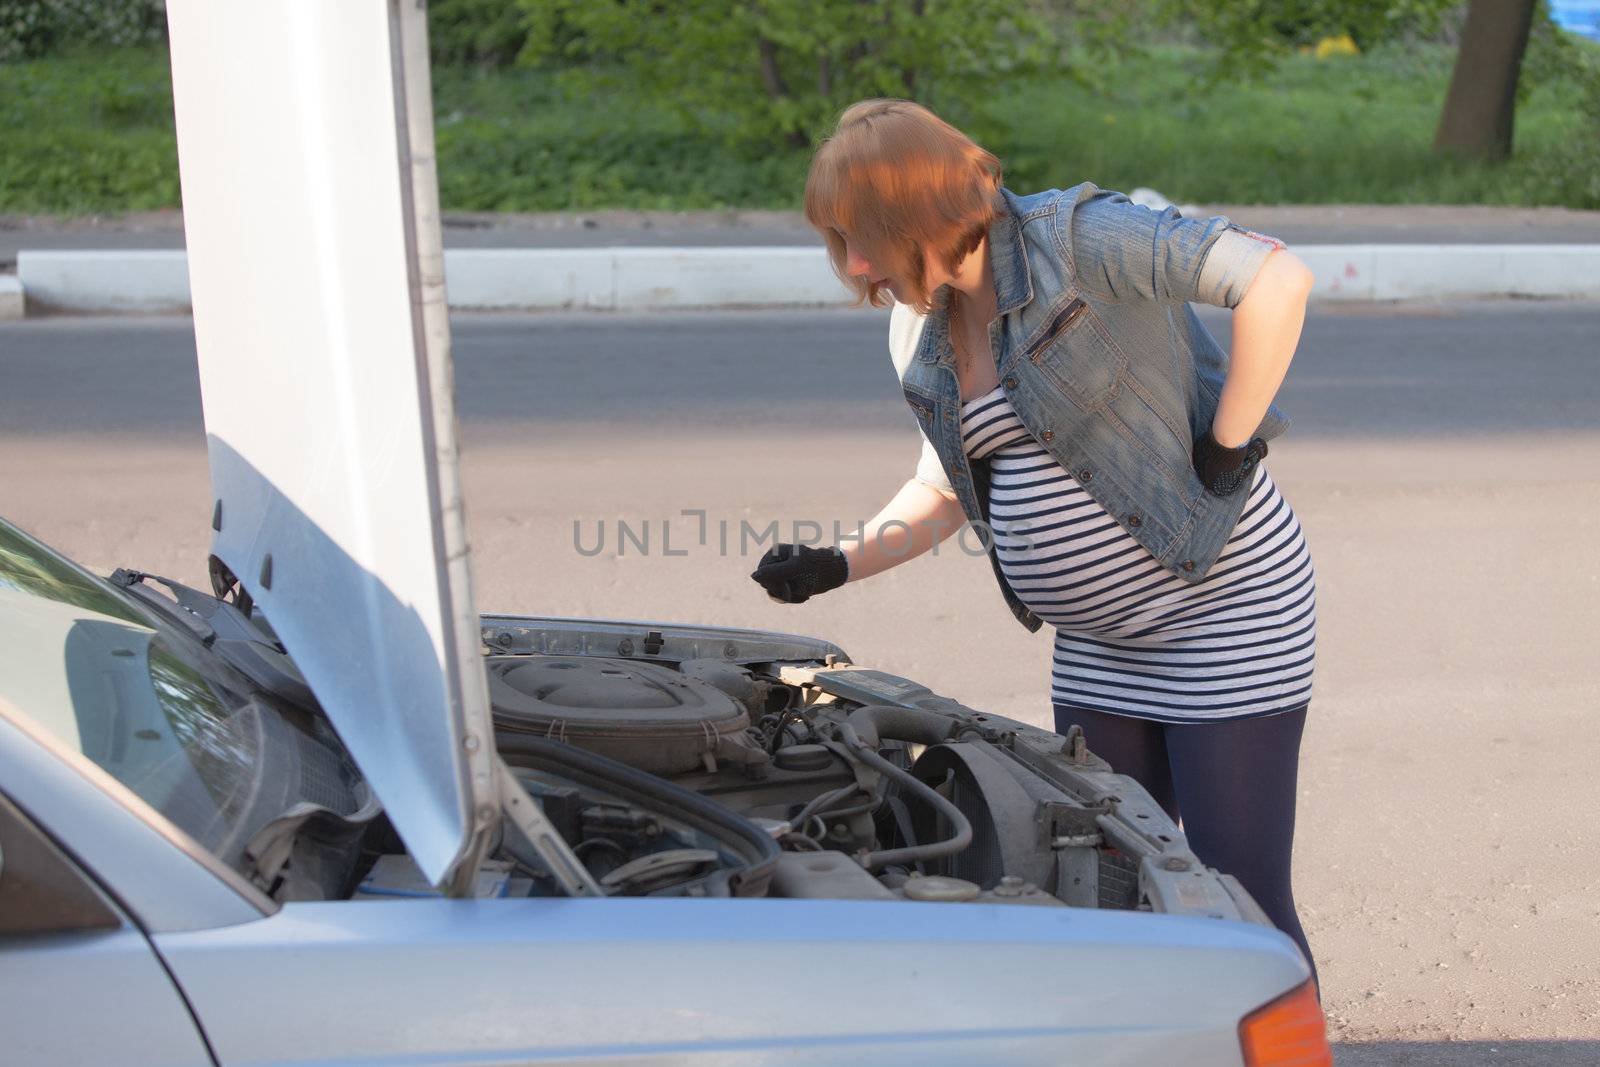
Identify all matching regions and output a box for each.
[890,183,1292,633]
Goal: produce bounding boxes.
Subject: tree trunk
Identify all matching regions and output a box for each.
[1433,0,1537,162]
[756,36,809,148]
[757,37,790,101]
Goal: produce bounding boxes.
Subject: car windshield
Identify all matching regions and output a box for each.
[0,519,263,861]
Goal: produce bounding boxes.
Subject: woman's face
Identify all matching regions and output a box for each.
[840,233,951,305]
[840,236,898,297]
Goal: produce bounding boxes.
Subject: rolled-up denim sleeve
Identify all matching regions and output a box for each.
[1071,191,1285,309]
[914,430,955,495]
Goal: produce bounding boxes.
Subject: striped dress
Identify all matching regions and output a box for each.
[960,385,1316,722]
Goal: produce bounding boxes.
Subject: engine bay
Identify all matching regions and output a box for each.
[398,616,1275,923]
[208,601,1270,925]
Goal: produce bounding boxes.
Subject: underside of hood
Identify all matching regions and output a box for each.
[166,0,497,889]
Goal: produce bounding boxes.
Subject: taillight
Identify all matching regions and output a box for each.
[1238,979,1331,1066]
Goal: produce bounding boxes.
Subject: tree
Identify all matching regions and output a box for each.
[1432,0,1537,161]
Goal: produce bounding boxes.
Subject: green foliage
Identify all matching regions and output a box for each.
[1158,0,1458,70]
[4,37,1599,215]
[1522,1,1589,101]
[999,42,1599,208]
[514,0,1058,150]
[428,0,530,67]
[431,63,809,210]
[1519,34,1600,207]
[430,38,1600,212]
[0,0,165,61]
[0,46,178,213]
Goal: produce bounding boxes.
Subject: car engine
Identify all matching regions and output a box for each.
[465,615,1273,925]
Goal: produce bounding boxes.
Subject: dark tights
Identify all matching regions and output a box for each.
[1053,702,1317,988]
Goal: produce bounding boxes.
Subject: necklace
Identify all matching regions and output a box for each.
[949,291,974,367]
[949,289,992,368]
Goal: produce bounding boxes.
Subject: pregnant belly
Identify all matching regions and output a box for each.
[991,464,1310,642]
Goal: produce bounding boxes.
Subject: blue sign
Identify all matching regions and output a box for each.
[1551,0,1600,41]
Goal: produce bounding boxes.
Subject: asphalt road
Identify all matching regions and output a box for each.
[5,303,1597,439]
[3,304,1598,1063]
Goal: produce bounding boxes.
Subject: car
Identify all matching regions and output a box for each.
[0,2,1325,1064]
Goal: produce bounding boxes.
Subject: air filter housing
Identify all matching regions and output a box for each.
[485,656,766,776]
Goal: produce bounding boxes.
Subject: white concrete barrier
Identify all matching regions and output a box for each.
[441,247,846,309]
[442,248,614,310]
[608,247,844,309]
[12,244,1600,315]
[18,249,192,313]
[0,274,22,321]
[1298,244,1600,301]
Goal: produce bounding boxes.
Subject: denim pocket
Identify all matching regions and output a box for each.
[902,386,938,427]
[1023,298,1126,411]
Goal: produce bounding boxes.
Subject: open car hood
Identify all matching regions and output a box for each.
[167,1,497,888]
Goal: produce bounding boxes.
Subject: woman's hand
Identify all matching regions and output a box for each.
[1193,430,1268,496]
[747,478,966,604]
[1212,250,1315,448]
[750,544,849,604]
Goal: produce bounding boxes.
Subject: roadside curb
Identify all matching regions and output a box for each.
[17,250,192,315]
[0,274,22,321]
[14,244,1600,315]
[1296,244,1600,302]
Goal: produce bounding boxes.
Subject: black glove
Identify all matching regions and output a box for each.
[749,544,849,604]
[1193,430,1268,497]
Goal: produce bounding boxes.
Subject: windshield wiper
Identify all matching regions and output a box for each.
[107,568,316,709]
[109,568,219,646]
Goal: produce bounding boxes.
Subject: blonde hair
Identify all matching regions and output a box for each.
[804,99,1003,314]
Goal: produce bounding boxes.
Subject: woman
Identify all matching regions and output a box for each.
[748,99,1318,980]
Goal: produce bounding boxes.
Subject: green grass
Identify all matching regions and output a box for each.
[0,48,179,214]
[2,41,1596,215]
[998,44,1600,207]
[429,64,804,212]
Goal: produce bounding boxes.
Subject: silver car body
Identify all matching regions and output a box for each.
[1,687,1303,1065]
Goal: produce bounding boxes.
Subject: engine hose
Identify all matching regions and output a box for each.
[790,783,861,831]
[836,722,973,871]
[494,732,781,897]
[844,704,960,749]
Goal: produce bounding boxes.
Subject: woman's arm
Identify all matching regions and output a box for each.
[839,478,966,582]
[1212,250,1315,447]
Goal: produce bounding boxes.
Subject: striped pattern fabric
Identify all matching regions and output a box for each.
[961,385,1316,722]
